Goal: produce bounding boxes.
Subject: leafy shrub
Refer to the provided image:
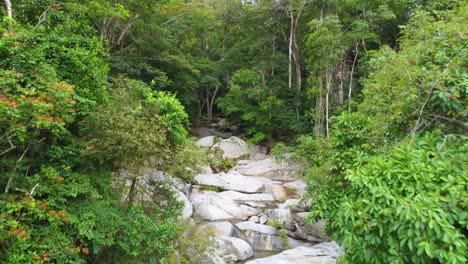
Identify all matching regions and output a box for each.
[328,133,467,263]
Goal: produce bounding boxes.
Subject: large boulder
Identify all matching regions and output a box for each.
[245,242,342,264]
[175,190,193,220]
[265,209,295,231]
[211,236,254,263]
[268,184,288,202]
[194,173,271,193]
[190,191,248,221]
[290,213,328,242]
[212,136,250,160]
[235,222,282,251]
[278,199,299,210]
[221,191,276,204]
[283,180,307,197]
[235,158,300,181]
[199,221,236,237]
[196,136,216,148]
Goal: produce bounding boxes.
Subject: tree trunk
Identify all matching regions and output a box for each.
[288,9,294,90]
[4,0,12,31]
[325,69,332,138]
[127,176,138,207]
[207,86,219,122]
[315,74,324,137]
[348,41,359,109]
[337,59,344,105]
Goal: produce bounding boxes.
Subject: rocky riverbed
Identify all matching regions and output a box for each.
[191,135,342,263]
[113,133,342,263]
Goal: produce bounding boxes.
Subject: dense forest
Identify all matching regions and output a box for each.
[0,0,466,263]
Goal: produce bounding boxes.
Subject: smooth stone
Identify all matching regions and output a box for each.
[235,222,283,251]
[283,180,307,197]
[190,192,248,221]
[211,136,251,160]
[207,236,255,263]
[200,221,235,237]
[221,191,276,203]
[194,173,270,193]
[235,158,300,181]
[196,136,216,148]
[259,215,269,224]
[278,199,299,209]
[245,242,342,264]
[269,184,288,202]
[249,216,259,223]
[265,209,295,231]
[175,190,193,220]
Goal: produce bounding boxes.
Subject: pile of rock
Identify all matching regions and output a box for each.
[114,136,341,263]
[190,136,341,263]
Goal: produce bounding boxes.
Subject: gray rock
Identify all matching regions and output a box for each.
[283,180,307,197]
[269,184,288,202]
[221,191,276,204]
[259,215,269,225]
[278,199,299,209]
[292,213,328,241]
[213,236,254,263]
[235,158,300,181]
[200,221,235,237]
[235,222,283,251]
[240,205,261,217]
[175,190,193,220]
[254,153,269,160]
[249,216,259,223]
[196,136,216,148]
[245,242,342,264]
[265,209,295,231]
[190,192,248,221]
[211,136,251,160]
[194,173,271,193]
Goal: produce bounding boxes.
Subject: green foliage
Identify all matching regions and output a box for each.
[218,69,301,143]
[199,185,221,192]
[148,91,190,146]
[296,5,468,264]
[331,133,467,263]
[83,78,171,174]
[360,6,467,137]
[169,222,216,264]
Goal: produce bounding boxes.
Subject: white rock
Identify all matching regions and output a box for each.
[254,153,269,160]
[295,212,310,225]
[190,192,248,221]
[265,209,295,230]
[269,184,288,202]
[175,190,193,220]
[249,216,259,223]
[221,191,276,203]
[211,136,250,160]
[199,221,235,237]
[240,205,261,217]
[259,215,269,224]
[201,165,213,175]
[235,222,283,251]
[235,158,300,181]
[278,199,300,209]
[196,136,216,148]
[283,180,307,197]
[214,236,254,262]
[245,242,342,264]
[249,144,268,155]
[194,173,270,193]
[236,221,278,235]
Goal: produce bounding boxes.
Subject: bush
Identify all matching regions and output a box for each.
[326,133,467,263]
